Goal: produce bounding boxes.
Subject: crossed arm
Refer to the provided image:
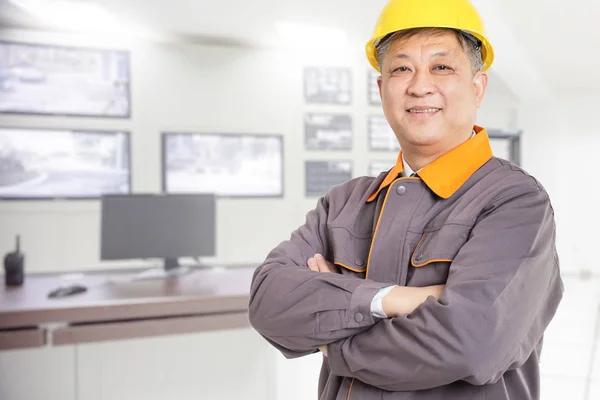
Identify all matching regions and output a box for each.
[249,188,563,391]
[305,253,444,356]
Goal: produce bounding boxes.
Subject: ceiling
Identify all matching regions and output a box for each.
[1,0,598,96]
[0,0,387,46]
[106,0,387,47]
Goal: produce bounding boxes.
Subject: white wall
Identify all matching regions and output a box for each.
[521,94,600,277]
[0,27,518,274]
[0,27,524,400]
[519,94,600,399]
[0,28,304,273]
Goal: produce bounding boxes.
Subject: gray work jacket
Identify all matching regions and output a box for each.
[249,127,564,400]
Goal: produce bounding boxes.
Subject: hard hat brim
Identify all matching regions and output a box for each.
[366,27,494,73]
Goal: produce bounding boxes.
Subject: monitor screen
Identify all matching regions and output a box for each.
[0,127,130,199]
[0,41,130,118]
[162,132,283,198]
[100,193,216,263]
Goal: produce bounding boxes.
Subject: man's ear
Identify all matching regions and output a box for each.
[377,74,383,102]
[473,71,488,108]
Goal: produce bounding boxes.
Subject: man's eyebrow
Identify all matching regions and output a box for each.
[391,51,453,59]
[431,51,452,58]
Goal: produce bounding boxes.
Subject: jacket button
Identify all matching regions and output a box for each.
[354,313,364,323]
[396,185,406,195]
[355,259,365,267]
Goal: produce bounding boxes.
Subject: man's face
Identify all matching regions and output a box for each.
[377,31,488,154]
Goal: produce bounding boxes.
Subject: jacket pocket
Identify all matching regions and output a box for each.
[411,224,472,267]
[407,224,472,286]
[329,227,371,274]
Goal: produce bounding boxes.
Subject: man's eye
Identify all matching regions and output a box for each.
[393,66,410,72]
[434,65,452,71]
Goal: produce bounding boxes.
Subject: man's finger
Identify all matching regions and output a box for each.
[315,254,332,273]
[307,257,319,272]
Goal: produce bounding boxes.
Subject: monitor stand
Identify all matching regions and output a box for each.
[134,258,191,280]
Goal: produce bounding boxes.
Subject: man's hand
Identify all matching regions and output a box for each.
[306,253,444,319]
[382,285,445,318]
[307,253,338,273]
[319,345,328,357]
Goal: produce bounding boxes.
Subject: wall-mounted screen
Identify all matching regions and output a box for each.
[0,41,130,118]
[0,127,130,199]
[163,132,284,198]
[369,160,396,177]
[368,115,400,151]
[304,67,352,105]
[368,69,381,106]
[305,160,352,197]
[304,113,352,150]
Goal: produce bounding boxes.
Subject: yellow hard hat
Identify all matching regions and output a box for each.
[366,0,494,72]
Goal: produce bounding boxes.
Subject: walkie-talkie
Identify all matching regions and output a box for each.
[4,235,25,286]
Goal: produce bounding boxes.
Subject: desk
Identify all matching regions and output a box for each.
[0,265,256,350]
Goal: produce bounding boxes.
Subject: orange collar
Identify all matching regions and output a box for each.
[367,126,493,202]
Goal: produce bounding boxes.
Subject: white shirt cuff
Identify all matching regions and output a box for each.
[370,285,397,318]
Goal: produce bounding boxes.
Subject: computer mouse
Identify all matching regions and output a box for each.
[48,283,87,299]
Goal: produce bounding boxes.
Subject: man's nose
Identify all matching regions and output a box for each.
[406,69,435,97]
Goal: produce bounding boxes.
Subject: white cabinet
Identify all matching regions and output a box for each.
[0,346,76,400]
[76,328,273,400]
[0,328,274,400]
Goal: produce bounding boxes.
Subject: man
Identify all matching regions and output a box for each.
[248,0,564,399]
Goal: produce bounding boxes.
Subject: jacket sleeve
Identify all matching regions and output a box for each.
[325,186,565,391]
[248,194,392,359]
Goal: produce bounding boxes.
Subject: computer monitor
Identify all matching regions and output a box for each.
[100,193,216,277]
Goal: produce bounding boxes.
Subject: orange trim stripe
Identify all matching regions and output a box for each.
[410,234,453,267]
[412,259,454,268]
[334,262,366,273]
[349,176,413,399]
[366,125,493,202]
[366,176,410,279]
[346,378,354,400]
[351,158,442,399]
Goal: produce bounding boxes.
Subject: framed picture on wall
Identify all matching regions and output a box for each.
[162,132,284,198]
[368,69,382,106]
[304,113,352,150]
[369,160,396,177]
[487,129,522,165]
[0,127,131,200]
[303,67,352,105]
[305,160,352,197]
[368,115,400,151]
[0,41,131,118]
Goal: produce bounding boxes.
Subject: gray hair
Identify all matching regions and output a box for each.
[375,28,484,74]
